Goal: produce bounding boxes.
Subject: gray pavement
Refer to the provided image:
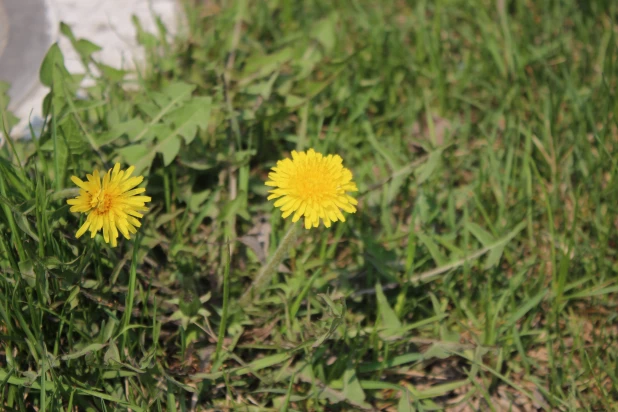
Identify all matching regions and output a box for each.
[0,0,178,144]
[0,2,8,58]
[0,0,55,110]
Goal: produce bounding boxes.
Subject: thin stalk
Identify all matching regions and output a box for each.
[52,103,61,191]
[239,222,299,306]
[40,342,46,412]
[121,234,141,354]
[0,228,19,275]
[35,173,46,259]
[214,241,231,363]
[0,172,26,262]
[163,169,171,215]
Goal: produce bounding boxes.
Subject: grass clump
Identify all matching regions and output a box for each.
[1,0,618,410]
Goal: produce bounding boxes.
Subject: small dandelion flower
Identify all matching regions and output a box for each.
[67,163,151,247]
[266,148,358,229]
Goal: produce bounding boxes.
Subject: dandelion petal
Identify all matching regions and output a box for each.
[266,148,358,229]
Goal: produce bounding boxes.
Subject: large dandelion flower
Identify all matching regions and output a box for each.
[266,148,358,229]
[67,163,151,247]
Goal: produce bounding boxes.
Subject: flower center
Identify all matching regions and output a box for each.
[295,164,335,201]
[89,189,113,214]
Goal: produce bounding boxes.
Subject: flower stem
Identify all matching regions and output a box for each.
[121,234,141,355]
[214,241,231,362]
[239,221,299,306]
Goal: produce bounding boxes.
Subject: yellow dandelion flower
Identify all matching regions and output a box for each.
[67,163,151,247]
[266,148,358,229]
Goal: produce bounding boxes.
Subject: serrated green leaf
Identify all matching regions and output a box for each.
[217,195,246,222]
[66,286,80,310]
[422,342,452,360]
[75,39,102,58]
[312,317,343,348]
[363,121,401,171]
[465,222,495,246]
[502,290,547,331]
[0,82,19,133]
[61,343,107,361]
[132,81,196,143]
[97,118,145,146]
[102,318,117,342]
[375,282,402,331]
[342,363,366,404]
[566,284,618,299]
[415,150,442,185]
[485,244,506,269]
[245,71,278,98]
[358,352,423,374]
[317,294,345,318]
[18,260,36,288]
[40,44,68,87]
[162,82,196,103]
[178,158,216,171]
[311,12,338,52]
[129,95,212,173]
[285,94,305,108]
[166,375,197,393]
[60,117,87,155]
[240,47,293,81]
[16,214,39,243]
[60,22,102,61]
[417,233,447,266]
[192,352,293,380]
[117,144,155,176]
[155,209,185,228]
[187,190,212,213]
[465,222,504,269]
[159,135,181,166]
[97,64,127,82]
[104,342,120,366]
[412,379,469,399]
[165,96,212,145]
[397,391,413,412]
[81,279,99,289]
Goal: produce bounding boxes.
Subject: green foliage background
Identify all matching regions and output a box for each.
[1,0,617,410]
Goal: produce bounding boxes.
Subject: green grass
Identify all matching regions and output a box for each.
[1,0,618,410]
